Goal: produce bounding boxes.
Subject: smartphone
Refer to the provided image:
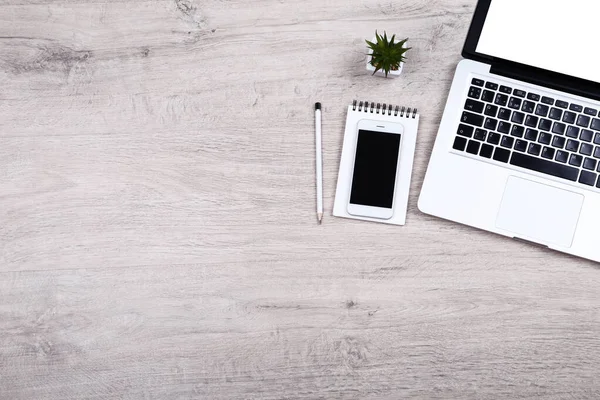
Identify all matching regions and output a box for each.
[347,119,403,220]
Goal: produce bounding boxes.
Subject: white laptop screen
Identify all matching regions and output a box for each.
[476,0,600,84]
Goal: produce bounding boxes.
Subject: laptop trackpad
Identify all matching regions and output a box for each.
[496,176,583,248]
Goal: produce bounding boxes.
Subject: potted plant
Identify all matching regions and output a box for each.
[366,31,411,78]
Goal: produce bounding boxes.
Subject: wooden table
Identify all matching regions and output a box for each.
[2,0,600,398]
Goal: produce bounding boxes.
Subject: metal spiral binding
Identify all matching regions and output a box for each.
[351,100,418,118]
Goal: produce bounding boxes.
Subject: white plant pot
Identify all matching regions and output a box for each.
[366,36,406,78]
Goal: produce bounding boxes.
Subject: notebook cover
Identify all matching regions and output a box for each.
[333,101,420,225]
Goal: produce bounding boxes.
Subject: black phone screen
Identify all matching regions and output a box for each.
[349,129,401,209]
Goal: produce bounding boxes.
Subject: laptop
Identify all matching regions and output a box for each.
[419,0,600,262]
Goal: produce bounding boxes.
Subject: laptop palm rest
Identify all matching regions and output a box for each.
[496,176,584,248]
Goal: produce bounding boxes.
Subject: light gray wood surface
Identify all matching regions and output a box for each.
[1,0,600,398]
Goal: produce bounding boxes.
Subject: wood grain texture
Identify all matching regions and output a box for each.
[1,0,600,398]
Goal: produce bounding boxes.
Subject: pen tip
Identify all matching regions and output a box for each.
[317,213,323,225]
[315,102,321,110]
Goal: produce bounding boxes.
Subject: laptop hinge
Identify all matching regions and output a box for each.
[490,64,600,102]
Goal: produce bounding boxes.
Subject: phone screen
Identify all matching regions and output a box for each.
[350,130,401,209]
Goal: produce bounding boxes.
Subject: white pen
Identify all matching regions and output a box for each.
[315,102,323,224]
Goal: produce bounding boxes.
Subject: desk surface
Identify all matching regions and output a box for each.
[2,0,600,398]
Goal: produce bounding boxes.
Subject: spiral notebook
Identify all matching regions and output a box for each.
[333,100,420,225]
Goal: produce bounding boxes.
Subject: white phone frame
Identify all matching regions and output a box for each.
[347,119,404,220]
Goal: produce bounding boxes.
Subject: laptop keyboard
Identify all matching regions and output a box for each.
[453,77,600,188]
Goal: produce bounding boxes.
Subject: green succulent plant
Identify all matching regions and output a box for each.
[366,31,411,77]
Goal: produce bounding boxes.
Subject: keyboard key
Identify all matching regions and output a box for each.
[501,136,515,149]
[541,96,555,105]
[535,104,550,117]
[484,118,498,131]
[525,128,539,141]
[527,93,541,101]
[493,147,511,163]
[485,82,499,90]
[474,128,487,141]
[570,103,583,112]
[538,132,552,145]
[457,124,474,138]
[584,107,597,116]
[510,152,578,181]
[468,86,482,99]
[521,101,535,114]
[524,115,539,128]
[499,86,512,94]
[566,126,580,138]
[511,125,525,138]
[569,154,583,167]
[511,112,525,124]
[566,139,580,152]
[498,108,511,121]
[514,139,528,152]
[465,99,485,113]
[581,143,593,156]
[552,122,566,135]
[552,136,566,149]
[594,146,600,159]
[487,132,501,145]
[579,170,597,186]
[480,143,494,158]
[482,90,496,103]
[466,140,481,155]
[495,93,509,106]
[555,150,569,163]
[528,143,541,156]
[556,100,569,109]
[563,111,576,124]
[514,89,526,98]
[508,97,522,110]
[461,111,484,127]
[594,133,600,145]
[583,157,597,171]
[539,118,552,131]
[541,146,555,159]
[591,118,600,131]
[484,104,498,117]
[549,107,563,120]
[597,176,600,188]
[498,121,511,134]
[472,78,484,87]
[580,129,594,142]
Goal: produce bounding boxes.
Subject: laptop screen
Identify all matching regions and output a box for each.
[476,0,600,84]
